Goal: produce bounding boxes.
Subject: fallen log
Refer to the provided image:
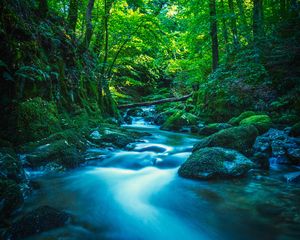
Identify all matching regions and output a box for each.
[118,93,193,109]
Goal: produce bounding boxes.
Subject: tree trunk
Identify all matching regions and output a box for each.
[118,94,193,109]
[83,0,96,49]
[236,0,250,42]
[220,0,230,53]
[39,0,48,16]
[209,0,219,71]
[68,0,79,32]
[253,0,264,42]
[228,0,239,48]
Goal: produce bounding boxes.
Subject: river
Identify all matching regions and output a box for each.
[23,120,300,240]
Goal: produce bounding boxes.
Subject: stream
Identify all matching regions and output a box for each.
[23,118,300,240]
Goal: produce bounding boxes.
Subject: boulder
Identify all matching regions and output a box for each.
[239,114,272,133]
[228,111,256,125]
[284,171,300,183]
[8,206,70,240]
[0,179,23,218]
[178,147,254,180]
[160,111,198,131]
[193,125,259,156]
[290,122,300,137]
[198,123,232,136]
[0,148,25,182]
[101,133,136,148]
[253,128,300,165]
[26,140,83,168]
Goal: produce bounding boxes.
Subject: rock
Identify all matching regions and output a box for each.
[89,130,102,140]
[239,114,272,133]
[26,140,83,168]
[0,148,26,182]
[193,125,259,156]
[284,171,300,183]
[0,179,23,218]
[160,111,198,131]
[8,206,70,240]
[101,133,136,148]
[228,111,256,126]
[290,122,300,137]
[178,147,254,180]
[253,128,300,165]
[273,114,300,125]
[198,123,232,136]
[251,152,270,169]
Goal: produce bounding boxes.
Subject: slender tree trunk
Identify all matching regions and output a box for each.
[84,0,96,49]
[39,0,48,16]
[236,0,250,43]
[253,0,264,43]
[209,0,219,71]
[228,0,239,48]
[220,0,230,53]
[68,0,79,32]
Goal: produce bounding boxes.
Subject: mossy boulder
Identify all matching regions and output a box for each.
[26,140,83,168]
[193,125,259,156]
[228,111,256,126]
[198,123,232,136]
[289,122,300,137]
[17,98,61,143]
[8,206,70,240]
[178,147,254,180]
[160,111,198,131]
[101,133,136,148]
[239,114,272,133]
[273,114,300,125]
[0,179,23,218]
[0,148,25,182]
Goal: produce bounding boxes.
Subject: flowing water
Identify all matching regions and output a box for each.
[23,119,300,240]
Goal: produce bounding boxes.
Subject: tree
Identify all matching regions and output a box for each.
[39,0,48,16]
[253,0,264,43]
[209,0,219,71]
[228,0,239,48]
[68,0,79,32]
[83,0,96,49]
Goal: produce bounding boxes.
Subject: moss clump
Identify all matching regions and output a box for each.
[228,111,256,125]
[193,125,259,156]
[198,123,232,136]
[17,98,61,143]
[26,140,83,168]
[289,122,300,137]
[161,111,198,131]
[240,114,272,133]
[0,179,23,218]
[178,147,254,180]
[273,114,300,125]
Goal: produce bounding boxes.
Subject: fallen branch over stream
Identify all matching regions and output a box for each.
[118,93,193,109]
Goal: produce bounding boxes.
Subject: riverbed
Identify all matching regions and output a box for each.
[23,123,300,240]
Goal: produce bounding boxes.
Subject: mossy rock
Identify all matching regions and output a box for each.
[178,147,254,180]
[228,111,256,126]
[193,125,259,156]
[198,123,232,136]
[273,114,300,125]
[101,133,136,148]
[0,179,23,218]
[0,148,25,183]
[26,140,83,168]
[17,98,61,143]
[160,111,198,131]
[240,115,272,133]
[290,122,300,137]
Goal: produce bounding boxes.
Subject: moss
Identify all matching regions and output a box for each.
[198,123,232,136]
[273,114,300,125]
[228,111,256,125]
[17,98,61,143]
[0,179,23,217]
[240,114,272,133]
[161,111,198,131]
[26,140,83,168]
[101,133,136,148]
[178,147,254,180]
[193,125,259,156]
[290,122,300,137]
